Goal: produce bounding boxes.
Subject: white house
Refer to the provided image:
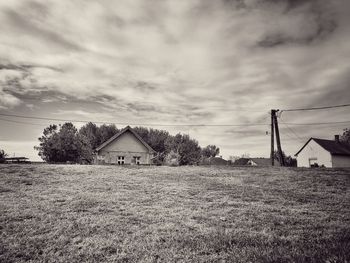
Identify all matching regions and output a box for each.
[295,135,350,168]
[94,126,155,165]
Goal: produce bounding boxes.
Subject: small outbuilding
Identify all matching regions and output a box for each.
[295,135,350,168]
[4,157,31,164]
[94,126,155,165]
[201,156,229,165]
[233,157,279,166]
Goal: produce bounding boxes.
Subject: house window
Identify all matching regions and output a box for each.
[97,155,105,160]
[118,156,125,165]
[309,158,318,167]
[133,156,141,165]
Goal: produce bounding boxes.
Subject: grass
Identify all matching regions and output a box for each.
[0,164,349,262]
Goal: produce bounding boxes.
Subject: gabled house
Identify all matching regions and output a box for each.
[295,135,350,168]
[94,126,155,165]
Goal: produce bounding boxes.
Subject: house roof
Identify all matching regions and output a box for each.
[233,158,249,165]
[95,126,155,152]
[209,157,229,165]
[295,138,350,156]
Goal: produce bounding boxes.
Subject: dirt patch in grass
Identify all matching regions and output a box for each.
[0,164,349,262]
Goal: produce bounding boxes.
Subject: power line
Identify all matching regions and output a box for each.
[279,120,307,143]
[13,96,266,112]
[281,126,304,144]
[0,118,43,127]
[280,118,315,152]
[1,113,349,127]
[279,118,306,142]
[0,113,268,127]
[282,120,350,126]
[282,103,350,112]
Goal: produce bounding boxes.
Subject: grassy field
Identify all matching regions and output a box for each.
[0,165,350,262]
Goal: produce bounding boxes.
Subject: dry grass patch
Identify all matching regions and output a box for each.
[0,164,349,262]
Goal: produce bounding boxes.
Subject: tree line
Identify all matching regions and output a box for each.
[2,125,346,165]
[34,122,220,165]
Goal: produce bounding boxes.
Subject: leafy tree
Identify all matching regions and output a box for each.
[34,124,59,162]
[202,145,220,158]
[133,127,170,162]
[58,123,81,162]
[285,155,297,167]
[78,122,100,149]
[166,133,201,165]
[134,128,203,165]
[77,133,94,163]
[35,123,90,163]
[0,149,7,163]
[340,128,350,144]
[273,150,297,167]
[97,124,119,146]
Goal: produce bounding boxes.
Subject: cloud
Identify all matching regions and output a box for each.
[0,0,349,158]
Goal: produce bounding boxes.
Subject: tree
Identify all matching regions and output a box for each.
[166,133,202,165]
[340,128,350,144]
[78,122,100,149]
[202,145,220,158]
[133,127,170,163]
[35,123,90,163]
[97,124,119,146]
[34,124,59,162]
[77,133,94,163]
[164,150,180,166]
[58,123,81,162]
[0,149,7,163]
[273,150,297,167]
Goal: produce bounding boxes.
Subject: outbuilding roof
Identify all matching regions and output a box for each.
[234,157,279,166]
[249,158,278,166]
[295,138,350,156]
[95,126,155,152]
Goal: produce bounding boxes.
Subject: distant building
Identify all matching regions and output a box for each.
[5,157,31,164]
[234,157,279,166]
[295,135,350,168]
[94,126,155,165]
[201,156,229,165]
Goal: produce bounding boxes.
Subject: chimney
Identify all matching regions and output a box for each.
[335,135,340,143]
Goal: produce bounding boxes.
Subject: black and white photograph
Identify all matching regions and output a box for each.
[0,0,349,262]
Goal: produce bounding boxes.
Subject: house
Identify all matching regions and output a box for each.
[234,157,279,166]
[94,126,155,165]
[295,135,350,168]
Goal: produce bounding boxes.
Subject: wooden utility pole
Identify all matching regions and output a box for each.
[270,110,275,166]
[273,110,285,166]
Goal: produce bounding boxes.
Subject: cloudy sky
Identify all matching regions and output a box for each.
[0,0,350,161]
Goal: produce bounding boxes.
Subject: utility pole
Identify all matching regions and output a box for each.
[273,109,285,166]
[270,110,275,166]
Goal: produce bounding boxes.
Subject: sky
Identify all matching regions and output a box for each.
[0,0,350,161]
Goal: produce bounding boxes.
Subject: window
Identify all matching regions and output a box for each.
[309,158,318,167]
[133,156,141,165]
[118,156,125,165]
